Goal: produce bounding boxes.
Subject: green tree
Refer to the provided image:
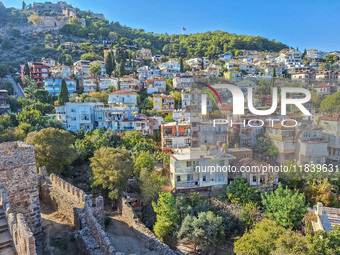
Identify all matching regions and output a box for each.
[304,179,339,208]
[118,60,125,77]
[16,109,42,127]
[89,61,101,77]
[1,37,13,50]
[179,57,184,72]
[222,178,261,205]
[310,226,340,255]
[164,115,173,123]
[324,54,339,63]
[267,144,279,158]
[64,54,73,66]
[58,79,69,106]
[33,89,49,103]
[261,185,308,229]
[23,62,30,76]
[134,151,155,174]
[26,128,76,175]
[320,92,340,113]
[152,192,179,240]
[105,51,114,76]
[0,81,14,95]
[177,211,225,252]
[90,147,133,199]
[139,168,167,203]
[234,219,313,255]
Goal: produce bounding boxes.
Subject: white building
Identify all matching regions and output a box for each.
[44,77,76,96]
[98,77,119,91]
[173,74,195,90]
[307,49,328,60]
[108,89,138,108]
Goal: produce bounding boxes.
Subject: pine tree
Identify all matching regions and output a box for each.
[22,1,26,9]
[105,52,113,76]
[23,62,30,76]
[58,79,69,106]
[179,57,184,72]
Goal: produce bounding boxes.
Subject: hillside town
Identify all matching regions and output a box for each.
[0,1,339,255]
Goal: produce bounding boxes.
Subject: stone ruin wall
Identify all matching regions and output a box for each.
[0,185,37,255]
[38,170,118,255]
[121,197,181,255]
[0,141,42,235]
[39,172,87,225]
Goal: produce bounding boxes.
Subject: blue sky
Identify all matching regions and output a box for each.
[4,0,340,51]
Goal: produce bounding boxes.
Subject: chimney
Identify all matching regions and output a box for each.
[317,202,323,216]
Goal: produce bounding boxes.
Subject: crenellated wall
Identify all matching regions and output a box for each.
[0,185,37,255]
[38,171,118,255]
[39,172,88,225]
[0,141,42,235]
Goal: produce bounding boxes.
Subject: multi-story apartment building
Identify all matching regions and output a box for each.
[56,102,103,132]
[313,83,337,96]
[266,120,297,164]
[145,77,166,94]
[0,90,10,114]
[186,57,210,70]
[41,58,56,67]
[119,76,141,91]
[137,66,152,82]
[44,77,76,96]
[21,62,50,84]
[276,49,302,69]
[82,78,98,93]
[161,121,191,152]
[224,71,242,82]
[173,74,195,90]
[291,71,316,85]
[153,94,175,113]
[319,112,340,162]
[296,125,328,164]
[108,89,138,108]
[267,121,328,164]
[218,52,233,62]
[264,65,284,76]
[181,88,213,113]
[169,148,235,191]
[98,77,119,91]
[307,49,328,60]
[136,48,152,60]
[73,60,90,78]
[316,71,339,84]
[51,65,72,78]
[158,60,180,78]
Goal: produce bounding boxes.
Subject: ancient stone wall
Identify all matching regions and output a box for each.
[121,197,180,255]
[0,185,37,255]
[39,173,87,225]
[0,141,42,235]
[38,172,117,255]
[75,196,117,255]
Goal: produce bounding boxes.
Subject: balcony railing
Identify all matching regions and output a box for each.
[176,180,199,188]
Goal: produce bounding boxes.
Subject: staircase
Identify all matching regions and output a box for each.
[0,206,15,255]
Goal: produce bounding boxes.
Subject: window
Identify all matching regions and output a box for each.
[177,175,181,182]
[175,162,181,168]
[260,175,266,184]
[70,108,76,113]
[203,175,207,182]
[216,174,224,181]
[252,175,257,183]
[187,174,193,181]
[186,161,191,167]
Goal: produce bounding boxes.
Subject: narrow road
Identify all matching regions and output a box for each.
[5,75,25,99]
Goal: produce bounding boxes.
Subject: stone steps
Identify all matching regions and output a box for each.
[0,206,15,254]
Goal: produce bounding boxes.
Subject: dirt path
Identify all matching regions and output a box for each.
[37,201,77,255]
[105,213,160,255]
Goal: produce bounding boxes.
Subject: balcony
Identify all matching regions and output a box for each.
[124,126,134,130]
[176,180,199,188]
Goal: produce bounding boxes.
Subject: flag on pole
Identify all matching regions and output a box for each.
[182,27,186,31]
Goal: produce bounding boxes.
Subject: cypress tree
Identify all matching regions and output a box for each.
[58,54,63,65]
[105,51,113,76]
[119,60,125,77]
[58,79,69,106]
[272,68,276,87]
[112,52,116,72]
[179,57,184,72]
[23,62,30,76]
